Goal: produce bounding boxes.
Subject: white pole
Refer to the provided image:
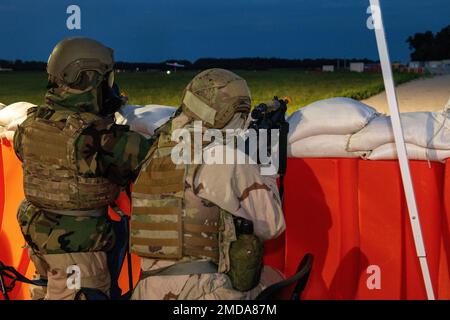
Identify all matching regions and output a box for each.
[368,0,435,300]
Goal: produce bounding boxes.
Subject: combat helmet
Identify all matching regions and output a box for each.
[47,37,114,87]
[46,37,124,115]
[181,69,251,129]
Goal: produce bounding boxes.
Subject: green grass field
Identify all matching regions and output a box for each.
[0,70,422,114]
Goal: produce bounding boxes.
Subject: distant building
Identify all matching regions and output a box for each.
[350,62,364,73]
[426,61,442,69]
[322,65,334,72]
[392,62,406,71]
[407,61,425,73]
[424,60,449,74]
[392,62,409,72]
[364,63,381,73]
[409,61,423,69]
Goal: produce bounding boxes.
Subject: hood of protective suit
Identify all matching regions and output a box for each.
[45,70,125,115]
[45,70,103,113]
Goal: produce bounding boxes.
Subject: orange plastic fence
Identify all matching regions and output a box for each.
[281,158,450,299]
[1,141,449,299]
[0,139,34,299]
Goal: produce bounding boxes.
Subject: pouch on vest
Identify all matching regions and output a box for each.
[227,218,263,292]
[20,108,120,211]
[130,131,221,262]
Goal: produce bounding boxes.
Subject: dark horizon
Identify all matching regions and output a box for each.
[0,56,381,65]
[0,57,384,72]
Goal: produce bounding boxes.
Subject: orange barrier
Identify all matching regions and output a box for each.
[0,139,34,300]
[1,141,449,299]
[282,158,450,299]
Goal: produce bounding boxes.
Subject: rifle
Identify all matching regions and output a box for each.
[246,96,290,200]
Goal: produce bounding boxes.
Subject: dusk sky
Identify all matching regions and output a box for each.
[0,0,448,63]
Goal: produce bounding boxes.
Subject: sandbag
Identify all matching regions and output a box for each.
[115,105,176,137]
[6,115,27,131]
[288,134,364,158]
[348,112,450,151]
[366,143,450,162]
[287,98,379,143]
[0,102,36,127]
[0,115,27,141]
[0,130,15,141]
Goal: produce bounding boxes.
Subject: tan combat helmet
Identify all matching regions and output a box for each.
[181,68,251,129]
[47,37,114,87]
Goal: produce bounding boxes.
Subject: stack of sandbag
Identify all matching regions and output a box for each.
[347,112,450,162]
[0,102,37,141]
[287,97,379,158]
[115,104,176,137]
[0,102,176,141]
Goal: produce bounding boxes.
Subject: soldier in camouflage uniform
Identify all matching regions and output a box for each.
[131,69,285,300]
[13,37,151,300]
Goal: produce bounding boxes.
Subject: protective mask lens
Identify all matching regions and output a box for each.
[107,71,115,88]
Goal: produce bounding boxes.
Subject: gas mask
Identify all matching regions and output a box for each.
[98,71,127,116]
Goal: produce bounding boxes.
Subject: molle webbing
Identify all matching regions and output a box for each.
[131,153,184,259]
[131,136,220,262]
[140,260,218,279]
[20,109,119,211]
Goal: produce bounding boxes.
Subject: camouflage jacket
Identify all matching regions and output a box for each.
[14,104,152,254]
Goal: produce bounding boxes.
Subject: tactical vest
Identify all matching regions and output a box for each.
[131,130,220,263]
[20,107,120,211]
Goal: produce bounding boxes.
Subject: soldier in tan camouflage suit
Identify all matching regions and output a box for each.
[13,37,151,300]
[131,69,286,300]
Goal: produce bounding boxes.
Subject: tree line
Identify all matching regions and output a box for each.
[0,58,377,72]
[407,25,450,61]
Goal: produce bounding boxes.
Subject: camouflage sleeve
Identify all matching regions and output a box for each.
[195,161,285,241]
[76,123,152,187]
[232,165,285,241]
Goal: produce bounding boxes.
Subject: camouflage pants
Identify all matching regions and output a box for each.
[17,200,115,255]
[17,200,115,300]
[28,249,111,300]
[131,258,284,300]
